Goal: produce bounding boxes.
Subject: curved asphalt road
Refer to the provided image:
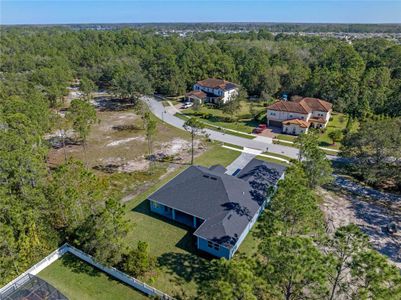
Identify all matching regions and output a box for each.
[144,96,301,159]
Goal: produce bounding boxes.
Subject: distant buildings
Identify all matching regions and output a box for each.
[185,78,239,104]
[267,97,333,135]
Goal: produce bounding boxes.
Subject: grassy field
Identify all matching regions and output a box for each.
[38,254,148,300]
[122,144,260,298]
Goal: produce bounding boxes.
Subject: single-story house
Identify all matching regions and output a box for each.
[148,159,286,259]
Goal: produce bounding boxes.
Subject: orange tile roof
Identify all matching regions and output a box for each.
[282,119,310,128]
[186,90,207,99]
[267,97,333,114]
[267,100,311,114]
[196,78,237,91]
[294,97,333,112]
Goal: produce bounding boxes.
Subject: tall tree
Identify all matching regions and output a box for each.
[75,198,130,266]
[199,258,259,300]
[46,160,106,237]
[143,111,157,158]
[67,99,97,163]
[326,225,370,300]
[296,132,333,188]
[350,250,401,300]
[341,118,401,189]
[183,117,205,165]
[258,163,324,238]
[79,76,96,101]
[258,236,329,300]
[110,62,152,103]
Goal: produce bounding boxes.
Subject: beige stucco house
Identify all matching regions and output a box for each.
[266,97,333,135]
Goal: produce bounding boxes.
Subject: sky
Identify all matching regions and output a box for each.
[1,0,401,25]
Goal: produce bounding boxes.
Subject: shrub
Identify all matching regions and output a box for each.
[120,241,156,278]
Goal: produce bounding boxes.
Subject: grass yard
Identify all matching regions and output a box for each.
[123,143,259,298]
[174,112,255,139]
[318,113,352,149]
[276,113,353,150]
[38,254,148,300]
[182,100,267,134]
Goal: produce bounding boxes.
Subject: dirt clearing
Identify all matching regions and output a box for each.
[319,186,401,268]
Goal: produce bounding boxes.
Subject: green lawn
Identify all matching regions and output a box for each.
[258,154,292,166]
[183,100,267,134]
[122,144,257,298]
[38,254,149,300]
[174,112,255,139]
[277,113,351,150]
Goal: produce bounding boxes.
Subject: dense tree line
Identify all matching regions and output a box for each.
[12,23,401,33]
[0,42,154,284]
[341,117,401,191]
[1,28,401,117]
[1,26,400,292]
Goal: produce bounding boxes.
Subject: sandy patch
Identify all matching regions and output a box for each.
[159,138,198,156]
[118,160,150,172]
[106,136,145,147]
[318,187,401,268]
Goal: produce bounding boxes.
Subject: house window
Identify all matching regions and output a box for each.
[270,112,276,116]
[207,240,220,251]
[152,201,160,208]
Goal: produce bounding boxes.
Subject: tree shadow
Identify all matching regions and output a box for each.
[157,252,215,286]
[94,98,136,112]
[339,189,401,264]
[319,141,333,147]
[222,202,252,220]
[132,200,197,252]
[61,253,100,277]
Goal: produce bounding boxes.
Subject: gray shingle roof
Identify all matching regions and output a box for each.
[148,159,286,249]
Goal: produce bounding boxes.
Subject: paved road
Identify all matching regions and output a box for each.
[144,96,301,159]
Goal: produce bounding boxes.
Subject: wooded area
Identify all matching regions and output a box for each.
[1,27,400,298]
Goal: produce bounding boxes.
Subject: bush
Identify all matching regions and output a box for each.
[120,241,156,278]
[222,116,237,123]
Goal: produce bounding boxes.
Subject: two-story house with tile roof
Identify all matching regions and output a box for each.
[185,78,239,105]
[266,97,333,135]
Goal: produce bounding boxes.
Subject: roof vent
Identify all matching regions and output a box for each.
[210,177,217,180]
[203,175,210,179]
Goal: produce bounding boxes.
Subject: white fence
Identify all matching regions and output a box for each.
[0,244,174,300]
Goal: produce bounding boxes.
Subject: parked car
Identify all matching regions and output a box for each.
[254,124,267,134]
[182,102,194,109]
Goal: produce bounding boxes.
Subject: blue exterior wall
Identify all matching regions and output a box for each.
[149,200,173,219]
[150,193,276,259]
[228,196,272,258]
[149,200,202,229]
[197,237,231,259]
